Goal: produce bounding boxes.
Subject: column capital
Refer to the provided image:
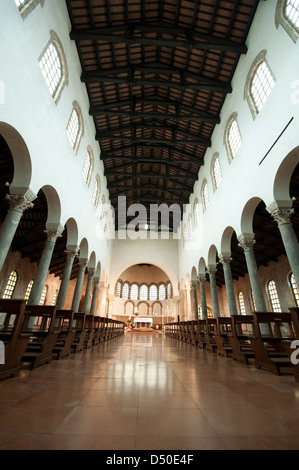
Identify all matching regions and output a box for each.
[198,273,206,282]
[6,192,35,213]
[78,258,88,270]
[191,280,197,288]
[87,268,95,279]
[238,236,256,252]
[207,266,217,277]
[219,254,232,267]
[45,226,64,243]
[65,246,79,261]
[93,277,100,286]
[268,206,294,226]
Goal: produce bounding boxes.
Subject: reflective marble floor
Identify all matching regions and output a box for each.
[0,331,299,450]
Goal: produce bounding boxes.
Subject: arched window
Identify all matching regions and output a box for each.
[225,114,242,161]
[82,148,93,185]
[92,175,101,207]
[166,282,172,299]
[238,292,246,315]
[100,195,106,219]
[39,285,48,305]
[267,280,281,312]
[201,180,209,211]
[2,271,18,299]
[66,101,83,153]
[149,285,158,301]
[15,0,44,19]
[159,284,166,301]
[24,279,34,303]
[211,153,222,190]
[275,0,299,42]
[130,284,138,300]
[52,289,58,306]
[122,283,129,299]
[245,51,275,119]
[187,214,193,239]
[289,273,299,306]
[39,31,68,103]
[116,281,122,297]
[140,284,148,301]
[193,198,200,228]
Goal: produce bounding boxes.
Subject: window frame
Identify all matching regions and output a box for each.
[275,0,299,42]
[66,101,84,153]
[2,271,18,299]
[15,0,44,20]
[211,152,222,191]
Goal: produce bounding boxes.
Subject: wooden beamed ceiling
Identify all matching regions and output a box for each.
[66,0,260,230]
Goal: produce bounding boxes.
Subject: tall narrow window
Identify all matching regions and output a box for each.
[39,285,48,305]
[226,116,242,161]
[267,280,281,312]
[122,283,129,299]
[52,289,58,306]
[245,51,275,119]
[149,285,158,301]
[39,31,68,103]
[116,281,122,297]
[15,0,44,19]
[140,284,148,301]
[159,284,166,301]
[92,176,101,207]
[290,273,299,306]
[66,101,83,153]
[193,198,199,228]
[276,0,299,42]
[24,279,34,303]
[187,214,193,239]
[238,292,246,315]
[201,180,209,211]
[166,282,172,299]
[82,148,93,185]
[211,154,222,190]
[2,271,18,299]
[130,284,138,300]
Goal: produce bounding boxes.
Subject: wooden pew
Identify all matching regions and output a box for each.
[197,320,207,349]
[71,313,86,353]
[52,310,75,360]
[0,299,31,379]
[286,307,299,383]
[83,314,95,349]
[21,305,59,370]
[92,315,103,346]
[228,315,255,364]
[250,311,296,375]
[215,317,233,357]
[190,320,200,347]
[205,318,218,353]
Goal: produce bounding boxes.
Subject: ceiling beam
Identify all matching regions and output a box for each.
[70,25,247,54]
[97,135,208,147]
[101,144,204,162]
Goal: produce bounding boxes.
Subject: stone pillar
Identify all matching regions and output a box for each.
[71,258,88,312]
[27,226,64,305]
[89,277,100,316]
[0,192,35,273]
[219,255,238,316]
[267,204,299,290]
[191,281,198,320]
[172,296,180,321]
[107,294,115,318]
[199,274,208,319]
[207,266,220,317]
[56,246,79,309]
[82,268,95,313]
[238,234,267,312]
[185,284,192,320]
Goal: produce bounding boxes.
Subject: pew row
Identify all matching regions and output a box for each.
[0,300,31,379]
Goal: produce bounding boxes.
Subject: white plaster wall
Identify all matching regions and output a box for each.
[0,0,111,273]
[178,0,299,280]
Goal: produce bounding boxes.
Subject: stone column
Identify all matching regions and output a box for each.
[199,274,208,319]
[185,284,192,320]
[82,268,95,313]
[172,296,180,321]
[89,277,100,316]
[219,255,238,316]
[207,266,220,317]
[238,234,267,312]
[56,246,79,309]
[267,204,299,290]
[71,258,88,312]
[191,281,199,320]
[107,293,115,318]
[27,226,64,305]
[0,192,35,273]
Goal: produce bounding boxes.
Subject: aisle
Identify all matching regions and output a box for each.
[0,331,298,450]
